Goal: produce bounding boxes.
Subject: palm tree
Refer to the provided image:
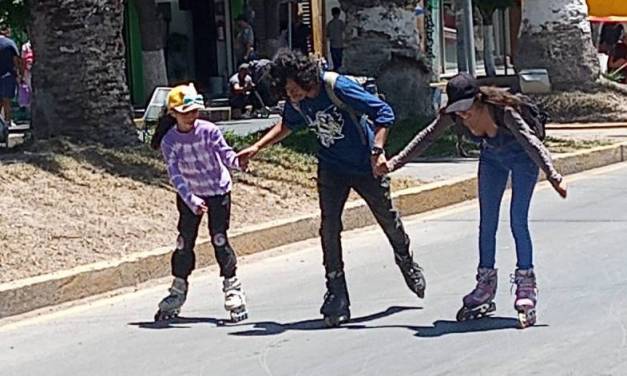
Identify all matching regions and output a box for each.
[29,0,136,144]
[339,0,433,120]
[515,0,600,89]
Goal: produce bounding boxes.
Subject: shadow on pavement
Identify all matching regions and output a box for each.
[228,305,422,336]
[341,316,548,337]
[128,308,546,337]
[129,305,421,333]
[128,316,223,330]
[411,317,547,337]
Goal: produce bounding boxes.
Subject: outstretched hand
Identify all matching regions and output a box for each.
[371,154,389,177]
[237,145,260,171]
[552,179,568,199]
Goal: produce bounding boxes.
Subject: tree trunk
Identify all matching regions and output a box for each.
[339,0,433,120]
[30,0,135,145]
[515,0,600,89]
[135,0,168,103]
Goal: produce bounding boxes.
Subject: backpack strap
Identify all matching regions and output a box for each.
[322,71,368,145]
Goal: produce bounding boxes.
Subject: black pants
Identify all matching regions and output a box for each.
[230,91,261,111]
[317,166,411,275]
[330,48,343,71]
[171,193,237,280]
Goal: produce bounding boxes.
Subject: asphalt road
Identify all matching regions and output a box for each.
[2,163,627,376]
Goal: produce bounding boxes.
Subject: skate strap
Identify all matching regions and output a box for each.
[322,71,368,146]
[223,277,242,292]
[326,270,344,279]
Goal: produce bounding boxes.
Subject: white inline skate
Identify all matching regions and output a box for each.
[223,276,248,323]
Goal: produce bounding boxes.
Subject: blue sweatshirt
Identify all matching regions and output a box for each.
[283,74,395,175]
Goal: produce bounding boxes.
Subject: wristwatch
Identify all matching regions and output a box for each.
[371,146,385,156]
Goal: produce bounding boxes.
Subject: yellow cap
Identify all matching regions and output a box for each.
[167,83,205,113]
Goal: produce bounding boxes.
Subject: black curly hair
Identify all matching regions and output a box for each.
[269,49,321,100]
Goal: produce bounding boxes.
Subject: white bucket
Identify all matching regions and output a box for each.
[519,69,551,94]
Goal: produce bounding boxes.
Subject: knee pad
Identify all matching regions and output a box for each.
[213,234,237,277]
[171,235,196,278]
[212,233,227,248]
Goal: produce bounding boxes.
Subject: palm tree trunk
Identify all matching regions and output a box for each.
[30,0,135,144]
[339,0,433,120]
[515,0,600,89]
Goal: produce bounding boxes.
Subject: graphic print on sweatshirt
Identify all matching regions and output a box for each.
[302,104,345,148]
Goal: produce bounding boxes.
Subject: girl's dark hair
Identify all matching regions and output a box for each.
[150,112,176,150]
[478,86,524,110]
[269,49,321,99]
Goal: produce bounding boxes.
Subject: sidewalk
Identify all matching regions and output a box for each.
[391,157,477,183]
[392,127,627,183]
[216,114,280,136]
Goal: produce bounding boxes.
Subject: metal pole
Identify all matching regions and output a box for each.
[501,9,508,76]
[288,1,293,49]
[462,0,476,76]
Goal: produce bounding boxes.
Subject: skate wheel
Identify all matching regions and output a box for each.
[154,309,179,322]
[456,302,496,322]
[456,307,469,322]
[323,313,349,328]
[517,308,536,329]
[324,316,341,328]
[229,308,248,323]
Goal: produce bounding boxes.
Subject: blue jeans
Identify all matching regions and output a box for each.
[478,132,539,270]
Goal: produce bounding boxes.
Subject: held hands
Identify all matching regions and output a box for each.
[236,145,260,171]
[371,153,389,177]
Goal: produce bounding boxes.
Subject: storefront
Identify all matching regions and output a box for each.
[428,0,515,77]
[125,0,324,106]
[125,0,259,105]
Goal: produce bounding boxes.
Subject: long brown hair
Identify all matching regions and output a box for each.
[478,86,524,110]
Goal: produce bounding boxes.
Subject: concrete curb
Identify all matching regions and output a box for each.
[1,143,626,319]
[547,122,627,130]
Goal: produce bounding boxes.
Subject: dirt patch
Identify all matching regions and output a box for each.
[0,139,420,283]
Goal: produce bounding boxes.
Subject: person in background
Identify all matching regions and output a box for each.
[607,34,627,83]
[0,25,22,124]
[229,63,256,119]
[599,23,624,55]
[19,40,33,110]
[235,15,255,64]
[326,7,345,72]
